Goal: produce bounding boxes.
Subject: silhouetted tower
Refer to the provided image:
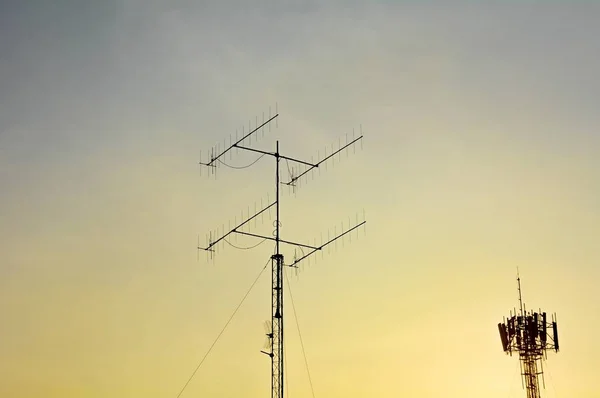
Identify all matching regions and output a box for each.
[198,106,365,398]
[497,273,560,398]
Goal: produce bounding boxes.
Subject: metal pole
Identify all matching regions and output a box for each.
[272,140,284,398]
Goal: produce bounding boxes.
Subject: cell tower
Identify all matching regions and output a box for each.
[197,105,366,398]
[497,272,560,398]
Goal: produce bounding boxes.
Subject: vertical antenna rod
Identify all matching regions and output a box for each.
[273,139,283,398]
[276,140,280,255]
[517,268,524,317]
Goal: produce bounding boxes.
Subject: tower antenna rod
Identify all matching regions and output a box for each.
[517,268,524,317]
[276,140,280,255]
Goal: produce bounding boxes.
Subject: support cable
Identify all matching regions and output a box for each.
[507,360,519,397]
[284,269,316,398]
[545,360,560,397]
[175,256,271,398]
[284,343,290,398]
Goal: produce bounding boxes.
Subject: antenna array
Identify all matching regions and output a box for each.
[197,105,366,398]
[497,273,560,398]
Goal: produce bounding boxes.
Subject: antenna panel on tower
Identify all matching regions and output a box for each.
[541,312,547,344]
[496,275,561,397]
[552,321,559,352]
[498,323,509,352]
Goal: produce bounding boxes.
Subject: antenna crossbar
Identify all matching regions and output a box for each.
[232,145,275,158]
[235,230,320,251]
[233,143,318,169]
[278,154,317,168]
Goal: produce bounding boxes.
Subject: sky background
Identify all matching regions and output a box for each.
[1,1,599,397]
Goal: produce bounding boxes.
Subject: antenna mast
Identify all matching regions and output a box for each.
[517,268,524,316]
[497,273,560,398]
[198,106,366,398]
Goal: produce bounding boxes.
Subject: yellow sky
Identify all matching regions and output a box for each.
[1,2,599,397]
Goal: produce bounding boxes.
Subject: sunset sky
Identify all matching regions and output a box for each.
[1,1,599,397]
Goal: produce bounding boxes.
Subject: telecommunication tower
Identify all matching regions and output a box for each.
[197,105,366,398]
[497,272,560,398]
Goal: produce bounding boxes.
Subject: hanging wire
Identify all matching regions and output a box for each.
[217,153,266,169]
[223,237,267,250]
[284,268,316,398]
[285,158,293,180]
[286,244,306,270]
[175,256,271,398]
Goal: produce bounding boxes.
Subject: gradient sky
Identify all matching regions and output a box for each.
[1,1,599,397]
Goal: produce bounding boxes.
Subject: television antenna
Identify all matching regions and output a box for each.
[497,271,560,398]
[197,105,366,398]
